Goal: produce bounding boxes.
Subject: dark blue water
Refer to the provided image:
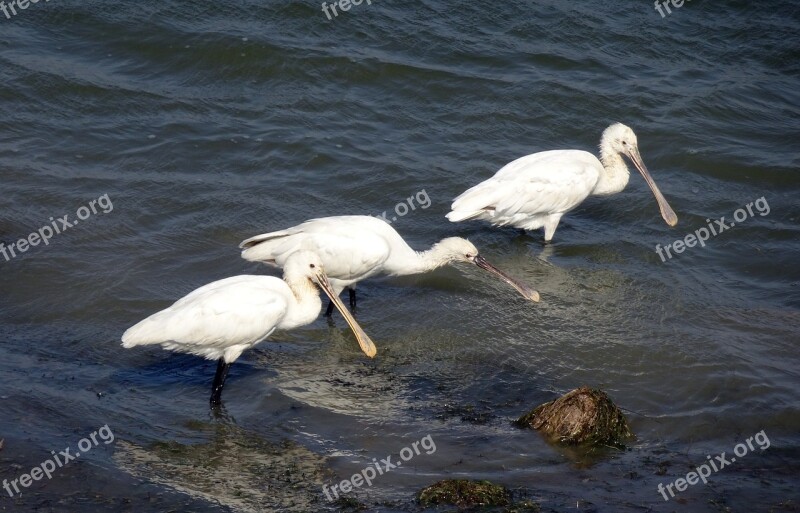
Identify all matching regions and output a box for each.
[1,1,799,511]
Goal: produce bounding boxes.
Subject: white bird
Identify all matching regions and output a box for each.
[446,123,678,242]
[239,215,539,312]
[121,250,377,405]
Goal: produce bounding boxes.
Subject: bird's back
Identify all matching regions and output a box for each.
[122,275,292,361]
[240,216,400,285]
[447,150,603,228]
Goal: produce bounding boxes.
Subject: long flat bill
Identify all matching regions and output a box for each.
[316,271,377,357]
[630,148,678,227]
[474,255,540,302]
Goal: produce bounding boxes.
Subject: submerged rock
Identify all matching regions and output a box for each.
[418,479,511,508]
[504,501,542,513]
[332,496,367,511]
[114,421,330,513]
[515,386,633,446]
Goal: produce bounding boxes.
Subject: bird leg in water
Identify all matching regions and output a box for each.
[324,300,334,317]
[210,359,231,406]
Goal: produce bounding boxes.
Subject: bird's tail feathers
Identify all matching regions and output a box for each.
[121,318,164,348]
[447,183,499,223]
[446,210,486,222]
[240,230,309,265]
[239,229,293,249]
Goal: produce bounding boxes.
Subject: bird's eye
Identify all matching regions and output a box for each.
[622,141,628,146]
[309,264,316,269]
[466,253,473,258]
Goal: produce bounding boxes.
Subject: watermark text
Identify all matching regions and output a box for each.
[322,0,374,21]
[654,0,692,18]
[1,0,53,21]
[657,430,770,501]
[375,189,431,225]
[3,424,115,498]
[1,194,114,263]
[655,196,769,262]
[323,434,436,501]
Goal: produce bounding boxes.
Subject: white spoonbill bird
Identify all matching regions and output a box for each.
[121,250,377,405]
[239,215,539,312]
[446,123,678,242]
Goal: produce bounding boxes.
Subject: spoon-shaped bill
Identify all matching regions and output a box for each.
[628,147,678,227]
[473,255,540,302]
[314,270,377,358]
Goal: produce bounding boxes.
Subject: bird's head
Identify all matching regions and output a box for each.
[433,237,540,302]
[432,237,481,264]
[284,250,377,358]
[602,122,639,158]
[601,123,678,227]
[283,250,327,285]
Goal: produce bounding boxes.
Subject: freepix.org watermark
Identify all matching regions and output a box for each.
[655,196,769,262]
[375,189,431,225]
[0,194,113,263]
[322,434,436,501]
[321,0,374,21]
[657,430,770,501]
[654,0,691,18]
[3,424,115,498]
[1,0,51,21]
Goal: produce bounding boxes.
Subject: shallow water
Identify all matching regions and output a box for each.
[1,1,799,512]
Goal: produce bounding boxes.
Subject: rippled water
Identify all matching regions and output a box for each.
[1,1,799,512]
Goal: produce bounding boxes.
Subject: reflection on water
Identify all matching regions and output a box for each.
[115,418,330,513]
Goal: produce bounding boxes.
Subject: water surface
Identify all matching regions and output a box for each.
[1,1,799,511]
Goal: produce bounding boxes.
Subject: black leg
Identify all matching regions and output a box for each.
[210,359,231,406]
[348,288,357,311]
[324,300,334,317]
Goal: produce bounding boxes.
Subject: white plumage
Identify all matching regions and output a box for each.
[122,250,376,405]
[122,275,291,363]
[447,123,678,241]
[239,215,539,305]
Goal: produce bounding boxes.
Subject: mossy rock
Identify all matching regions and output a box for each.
[418,479,510,508]
[515,386,633,447]
[503,500,541,512]
[333,496,367,511]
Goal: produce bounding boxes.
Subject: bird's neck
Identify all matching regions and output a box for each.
[594,147,630,196]
[416,244,456,273]
[388,244,452,276]
[282,278,322,330]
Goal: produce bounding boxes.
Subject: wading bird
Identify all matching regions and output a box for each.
[239,215,539,313]
[121,251,377,405]
[446,123,678,242]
